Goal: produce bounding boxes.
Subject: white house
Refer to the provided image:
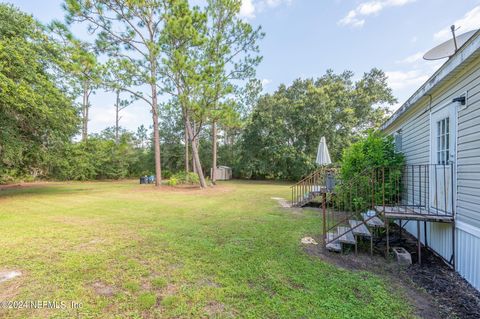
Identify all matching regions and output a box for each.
[381,30,480,291]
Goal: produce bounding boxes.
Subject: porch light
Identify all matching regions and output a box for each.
[452,96,466,105]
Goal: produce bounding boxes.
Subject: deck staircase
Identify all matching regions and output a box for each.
[291,167,386,254]
[292,164,456,266]
[290,168,334,207]
[326,211,385,254]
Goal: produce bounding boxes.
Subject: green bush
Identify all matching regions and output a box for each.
[167,171,200,186]
[162,169,172,179]
[184,172,200,184]
[337,131,405,211]
[167,177,178,186]
[340,130,404,180]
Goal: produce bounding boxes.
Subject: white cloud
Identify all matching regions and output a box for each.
[434,5,480,41]
[386,70,429,90]
[389,102,402,112]
[261,78,272,86]
[239,0,293,19]
[339,0,416,28]
[240,0,256,19]
[86,91,153,135]
[389,53,445,111]
[395,51,424,64]
[358,2,383,15]
[261,0,292,8]
[339,10,365,28]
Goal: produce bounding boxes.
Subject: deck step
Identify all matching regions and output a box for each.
[326,232,342,252]
[337,226,356,245]
[349,220,371,237]
[362,212,385,228]
[294,191,320,207]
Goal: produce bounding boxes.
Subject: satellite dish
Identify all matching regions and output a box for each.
[424,29,478,60]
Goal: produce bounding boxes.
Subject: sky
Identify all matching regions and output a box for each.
[4,0,480,134]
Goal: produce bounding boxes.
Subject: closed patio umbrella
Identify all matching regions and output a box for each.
[316,136,331,166]
[316,136,334,191]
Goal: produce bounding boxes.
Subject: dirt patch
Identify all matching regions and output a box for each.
[167,262,184,271]
[197,278,221,288]
[141,281,152,291]
[272,197,306,216]
[92,281,117,297]
[204,301,229,317]
[77,238,106,250]
[305,224,480,319]
[50,216,101,226]
[0,270,23,301]
[271,197,291,208]
[0,182,51,191]
[0,183,23,190]
[130,184,234,196]
[399,243,480,317]
[0,270,21,284]
[162,283,179,296]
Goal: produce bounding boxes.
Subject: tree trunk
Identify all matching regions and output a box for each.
[81,83,88,142]
[151,84,162,187]
[185,127,189,172]
[192,120,197,174]
[115,90,120,144]
[211,120,217,184]
[185,114,207,188]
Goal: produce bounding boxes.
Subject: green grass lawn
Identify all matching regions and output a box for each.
[0,180,414,318]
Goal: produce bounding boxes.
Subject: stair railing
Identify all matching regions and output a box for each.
[323,166,408,246]
[290,167,337,207]
[323,167,375,244]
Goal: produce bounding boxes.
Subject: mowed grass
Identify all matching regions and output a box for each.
[0,180,413,318]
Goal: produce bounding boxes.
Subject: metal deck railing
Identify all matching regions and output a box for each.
[314,164,454,263]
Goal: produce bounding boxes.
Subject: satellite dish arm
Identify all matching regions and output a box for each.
[451,25,458,52]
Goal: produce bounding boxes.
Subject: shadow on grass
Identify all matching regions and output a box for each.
[221,179,292,186]
[0,183,98,200]
[0,179,289,201]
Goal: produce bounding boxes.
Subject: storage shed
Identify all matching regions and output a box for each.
[212,166,232,180]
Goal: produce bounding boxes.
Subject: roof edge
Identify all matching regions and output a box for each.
[381,29,480,131]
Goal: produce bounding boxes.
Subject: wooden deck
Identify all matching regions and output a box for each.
[374,206,454,223]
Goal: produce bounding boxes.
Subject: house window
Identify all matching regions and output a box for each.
[394,130,402,152]
[436,117,450,164]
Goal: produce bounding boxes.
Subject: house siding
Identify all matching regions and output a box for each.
[457,58,480,229]
[384,52,480,291]
[456,224,480,290]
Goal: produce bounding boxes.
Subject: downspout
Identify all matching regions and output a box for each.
[425,94,433,250]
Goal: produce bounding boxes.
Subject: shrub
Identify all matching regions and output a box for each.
[183,172,200,184]
[337,131,405,211]
[167,177,178,186]
[162,169,172,179]
[167,171,200,186]
[341,131,404,180]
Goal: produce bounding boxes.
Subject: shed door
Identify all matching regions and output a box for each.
[430,104,456,214]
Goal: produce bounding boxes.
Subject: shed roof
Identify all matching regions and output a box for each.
[381,29,480,131]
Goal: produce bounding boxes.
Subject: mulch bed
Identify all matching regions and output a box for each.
[304,222,480,319]
[385,225,480,319]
